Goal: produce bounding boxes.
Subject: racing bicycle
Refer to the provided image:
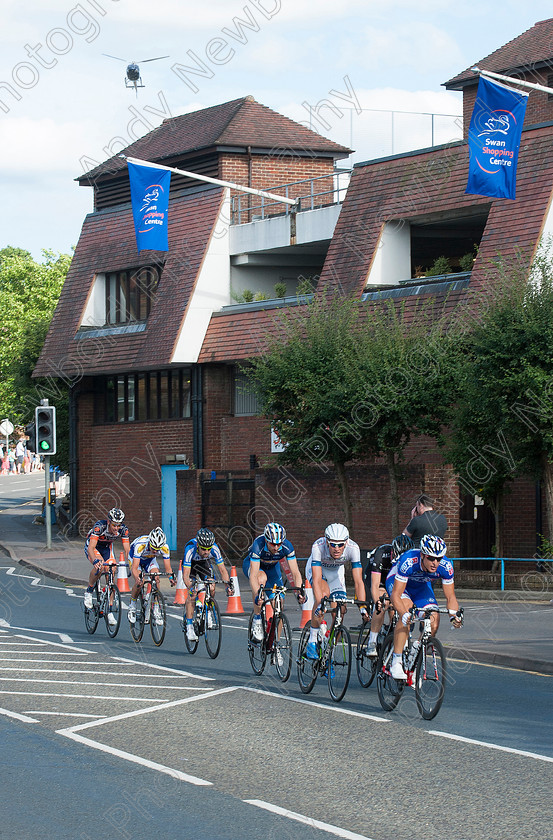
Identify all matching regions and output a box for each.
[376,605,463,719]
[84,563,121,638]
[356,595,396,688]
[129,571,169,646]
[247,584,300,682]
[297,595,357,702]
[183,577,224,659]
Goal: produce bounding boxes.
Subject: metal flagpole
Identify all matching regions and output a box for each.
[472,66,553,97]
[121,155,299,207]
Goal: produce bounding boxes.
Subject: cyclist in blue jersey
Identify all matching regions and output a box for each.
[83,508,130,622]
[243,522,306,641]
[127,527,175,624]
[386,534,463,680]
[305,523,367,659]
[181,528,233,642]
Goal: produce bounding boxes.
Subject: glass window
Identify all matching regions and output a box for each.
[95,368,191,423]
[105,265,161,325]
[234,370,261,416]
[136,373,146,422]
[117,376,126,422]
[159,372,169,420]
[149,372,159,420]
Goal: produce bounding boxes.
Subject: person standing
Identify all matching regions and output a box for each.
[403,494,447,545]
[15,437,26,474]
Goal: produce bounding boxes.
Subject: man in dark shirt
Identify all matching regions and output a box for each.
[403,494,447,545]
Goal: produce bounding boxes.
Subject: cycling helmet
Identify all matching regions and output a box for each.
[196,528,215,549]
[419,534,447,559]
[108,508,125,524]
[148,527,166,549]
[391,534,414,560]
[325,523,349,542]
[264,522,286,544]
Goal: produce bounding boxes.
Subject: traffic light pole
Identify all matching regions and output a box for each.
[44,454,51,549]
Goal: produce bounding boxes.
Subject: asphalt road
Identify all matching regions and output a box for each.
[0,561,551,840]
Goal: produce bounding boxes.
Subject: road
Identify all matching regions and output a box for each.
[0,556,551,840]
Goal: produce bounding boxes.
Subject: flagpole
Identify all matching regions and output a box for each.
[472,66,553,97]
[121,155,298,207]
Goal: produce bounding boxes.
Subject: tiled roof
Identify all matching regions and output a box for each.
[78,96,351,183]
[317,124,553,297]
[444,18,553,88]
[34,187,224,377]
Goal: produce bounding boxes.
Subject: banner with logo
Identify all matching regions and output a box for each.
[127,161,171,251]
[465,75,528,200]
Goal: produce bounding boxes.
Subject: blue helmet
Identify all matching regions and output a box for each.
[264,522,286,544]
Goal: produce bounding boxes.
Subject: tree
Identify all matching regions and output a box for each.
[0,248,72,468]
[247,293,460,536]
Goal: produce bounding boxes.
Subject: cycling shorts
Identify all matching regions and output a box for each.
[139,558,160,574]
[305,557,346,599]
[85,543,113,563]
[385,576,437,610]
[242,557,283,594]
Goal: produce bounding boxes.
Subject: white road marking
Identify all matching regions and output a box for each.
[0,677,215,690]
[0,625,74,643]
[241,687,390,722]
[0,666,210,677]
[0,690,170,701]
[113,655,214,680]
[429,730,553,763]
[56,731,212,786]
[244,800,375,840]
[0,706,38,723]
[26,711,102,718]
[0,655,89,660]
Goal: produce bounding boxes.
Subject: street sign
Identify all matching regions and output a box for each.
[0,420,13,436]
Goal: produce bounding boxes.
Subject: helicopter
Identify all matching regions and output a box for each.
[103,54,169,93]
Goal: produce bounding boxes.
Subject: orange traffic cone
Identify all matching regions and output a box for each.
[173,568,188,605]
[297,578,314,629]
[224,565,245,615]
[116,552,130,593]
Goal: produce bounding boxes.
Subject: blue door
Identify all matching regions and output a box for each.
[161,464,189,551]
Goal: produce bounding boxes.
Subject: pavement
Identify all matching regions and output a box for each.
[1,493,553,676]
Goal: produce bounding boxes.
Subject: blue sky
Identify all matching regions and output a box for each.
[1,0,552,260]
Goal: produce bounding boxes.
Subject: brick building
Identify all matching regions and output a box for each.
[35,21,553,562]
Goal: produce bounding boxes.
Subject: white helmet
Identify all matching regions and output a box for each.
[325,523,349,543]
[148,527,166,549]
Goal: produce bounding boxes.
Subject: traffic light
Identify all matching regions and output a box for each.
[35,406,56,455]
[24,421,35,453]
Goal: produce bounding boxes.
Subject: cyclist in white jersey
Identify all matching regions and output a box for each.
[304,523,367,659]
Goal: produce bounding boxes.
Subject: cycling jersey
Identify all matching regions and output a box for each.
[245,536,297,568]
[364,544,392,589]
[309,537,362,569]
[182,538,225,578]
[129,534,170,571]
[385,549,454,609]
[85,519,129,561]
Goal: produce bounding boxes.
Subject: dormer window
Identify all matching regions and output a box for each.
[105,265,160,325]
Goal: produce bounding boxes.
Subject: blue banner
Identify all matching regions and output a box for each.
[466,76,528,200]
[127,161,171,251]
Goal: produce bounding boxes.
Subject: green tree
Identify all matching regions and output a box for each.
[0,248,71,468]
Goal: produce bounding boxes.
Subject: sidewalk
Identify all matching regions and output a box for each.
[1,496,553,675]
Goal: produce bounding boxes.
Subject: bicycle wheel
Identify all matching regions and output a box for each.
[204,598,222,659]
[328,626,352,702]
[356,624,377,688]
[130,594,145,642]
[376,632,404,711]
[247,610,266,675]
[296,622,318,694]
[84,586,100,634]
[104,585,121,638]
[150,591,166,646]
[415,636,446,720]
[273,613,292,682]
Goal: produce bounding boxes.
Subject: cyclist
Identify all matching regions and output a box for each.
[386,534,463,680]
[363,534,414,658]
[127,527,175,624]
[83,507,130,624]
[243,522,306,641]
[181,528,234,642]
[305,523,367,659]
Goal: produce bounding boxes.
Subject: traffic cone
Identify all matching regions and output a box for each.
[173,568,188,605]
[116,552,130,593]
[224,565,245,615]
[297,579,314,630]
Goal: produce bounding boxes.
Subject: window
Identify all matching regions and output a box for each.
[105,265,161,325]
[234,370,261,416]
[94,368,191,424]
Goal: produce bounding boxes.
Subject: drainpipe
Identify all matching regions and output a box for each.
[69,385,79,536]
[191,366,204,469]
[247,145,253,223]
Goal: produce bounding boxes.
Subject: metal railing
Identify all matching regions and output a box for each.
[452,557,552,591]
[230,170,351,225]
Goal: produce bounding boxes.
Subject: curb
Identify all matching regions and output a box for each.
[18,558,86,587]
[443,644,553,675]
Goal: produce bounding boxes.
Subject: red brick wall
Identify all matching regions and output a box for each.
[462,70,553,137]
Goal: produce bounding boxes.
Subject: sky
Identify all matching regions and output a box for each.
[1,0,552,260]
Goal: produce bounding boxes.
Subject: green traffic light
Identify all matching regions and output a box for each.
[40,441,51,451]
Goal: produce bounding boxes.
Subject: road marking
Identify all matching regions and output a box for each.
[113,655,214,680]
[0,655,89,660]
[0,666,211,677]
[56,731,212,786]
[241,686,390,722]
[244,800,374,840]
[0,690,171,701]
[0,624,74,643]
[0,677,215,690]
[0,706,38,723]
[429,730,553,763]
[26,711,102,718]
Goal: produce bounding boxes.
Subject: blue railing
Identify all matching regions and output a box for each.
[451,557,548,591]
